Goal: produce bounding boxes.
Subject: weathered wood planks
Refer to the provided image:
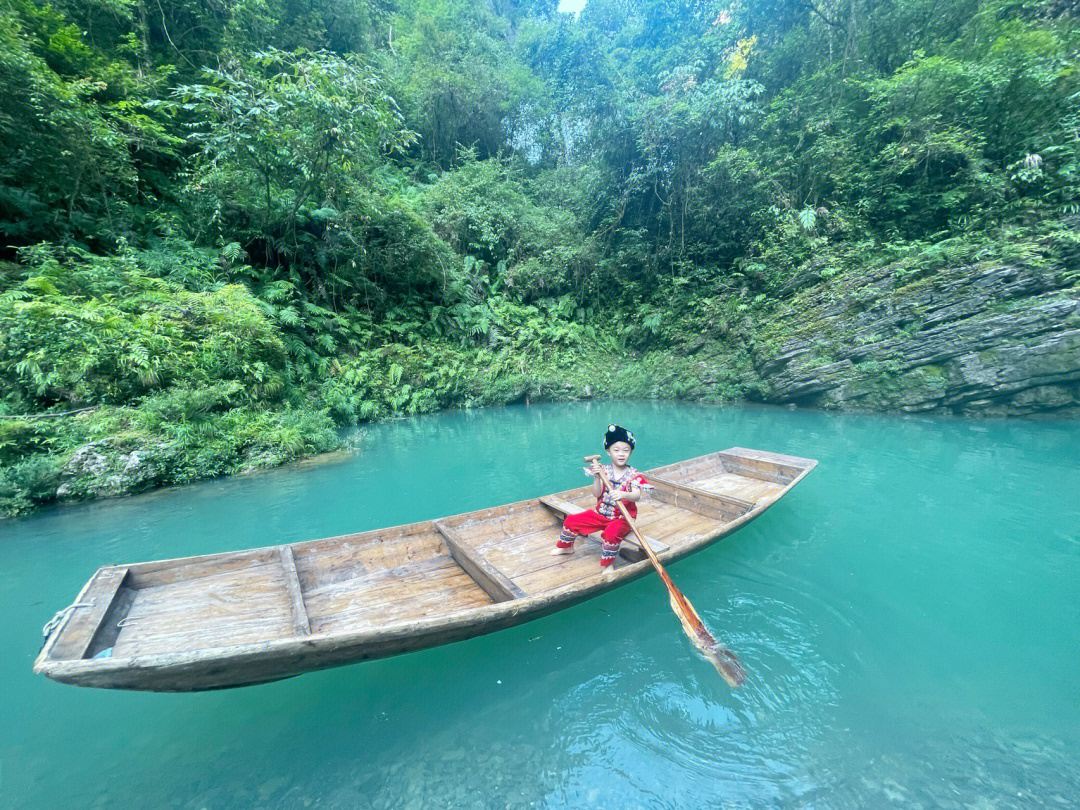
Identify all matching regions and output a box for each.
[644,455,724,485]
[647,474,754,516]
[690,472,783,504]
[48,566,129,661]
[306,562,493,635]
[434,520,527,602]
[279,546,311,636]
[648,482,734,521]
[110,562,297,658]
[126,549,279,589]
[442,503,559,547]
[719,447,808,484]
[300,548,494,635]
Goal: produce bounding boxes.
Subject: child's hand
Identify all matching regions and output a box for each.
[608,489,624,501]
[584,459,603,477]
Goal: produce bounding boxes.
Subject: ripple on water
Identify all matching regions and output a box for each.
[511,592,843,808]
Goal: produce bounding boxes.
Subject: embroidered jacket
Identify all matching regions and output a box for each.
[590,464,654,519]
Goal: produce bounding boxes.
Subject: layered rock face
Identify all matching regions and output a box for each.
[753,262,1080,416]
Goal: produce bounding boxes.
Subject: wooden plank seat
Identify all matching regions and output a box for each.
[279,546,311,635]
[433,521,527,602]
[47,566,130,661]
[538,495,670,560]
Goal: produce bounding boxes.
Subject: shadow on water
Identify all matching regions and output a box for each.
[2,401,1078,809]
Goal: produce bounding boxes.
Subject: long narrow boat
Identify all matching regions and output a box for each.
[35,447,816,691]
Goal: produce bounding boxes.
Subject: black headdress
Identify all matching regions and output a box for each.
[603,424,636,449]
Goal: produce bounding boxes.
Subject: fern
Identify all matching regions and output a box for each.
[642,312,664,335]
[276,306,301,326]
[221,242,245,264]
[23,276,60,296]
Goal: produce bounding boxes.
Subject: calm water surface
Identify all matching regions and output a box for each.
[2,401,1078,809]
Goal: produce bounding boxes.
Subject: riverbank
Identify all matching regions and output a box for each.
[751,257,1080,415]
[0,345,714,517]
[3,313,1076,518]
[4,233,1077,518]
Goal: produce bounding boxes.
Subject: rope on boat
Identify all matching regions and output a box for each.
[41,601,95,641]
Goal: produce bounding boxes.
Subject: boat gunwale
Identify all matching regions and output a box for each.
[34,451,817,688]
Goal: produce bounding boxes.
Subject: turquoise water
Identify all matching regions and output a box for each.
[2,401,1078,809]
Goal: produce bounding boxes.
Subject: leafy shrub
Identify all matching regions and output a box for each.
[0,246,291,408]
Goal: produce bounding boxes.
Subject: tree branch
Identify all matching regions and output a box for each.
[800,0,848,33]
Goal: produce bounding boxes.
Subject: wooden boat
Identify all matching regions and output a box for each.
[34,447,816,691]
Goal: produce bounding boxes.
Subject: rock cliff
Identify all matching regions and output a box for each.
[751,261,1080,416]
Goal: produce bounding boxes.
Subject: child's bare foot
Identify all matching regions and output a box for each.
[550,545,575,556]
[601,563,617,579]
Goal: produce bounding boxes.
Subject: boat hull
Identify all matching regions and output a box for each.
[34,447,817,691]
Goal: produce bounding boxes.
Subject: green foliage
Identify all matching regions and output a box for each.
[383,0,543,169]
[421,146,594,300]
[0,0,1077,515]
[0,245,291,408]
[0,454,63,515]
[0,0,179,246]
[176,49,417,282]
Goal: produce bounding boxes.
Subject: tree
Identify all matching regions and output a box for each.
[176,48,418,275]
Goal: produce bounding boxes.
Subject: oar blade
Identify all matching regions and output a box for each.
[666,589,747,688]
[700,637,747,688]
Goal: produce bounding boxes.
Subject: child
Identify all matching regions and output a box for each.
[551,424,654,568]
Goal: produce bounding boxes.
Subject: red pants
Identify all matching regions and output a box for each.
[562,509,632,542]
[558,510,632,566]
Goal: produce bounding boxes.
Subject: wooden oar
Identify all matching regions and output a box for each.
[586,455,747,687]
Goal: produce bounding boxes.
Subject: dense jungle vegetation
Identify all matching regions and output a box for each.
[1,0,1077,514]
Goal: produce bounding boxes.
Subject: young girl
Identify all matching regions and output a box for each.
[550,424,654,568]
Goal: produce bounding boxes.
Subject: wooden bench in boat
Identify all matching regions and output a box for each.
[34,446,817,691]
[432,520,526,602]
[537,495,669,560]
